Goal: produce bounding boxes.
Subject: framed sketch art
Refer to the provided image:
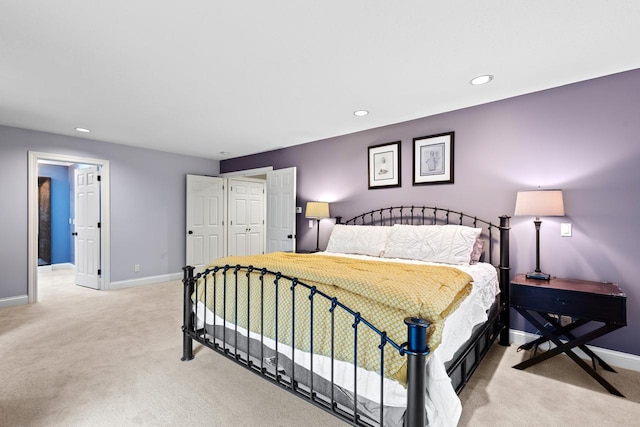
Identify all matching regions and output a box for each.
[413,132,454,185]
[368,141,401,189]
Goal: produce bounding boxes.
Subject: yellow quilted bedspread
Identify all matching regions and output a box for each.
[195,252,472,386]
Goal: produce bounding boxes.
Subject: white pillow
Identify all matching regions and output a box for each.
[382,224,482,265]
[325,224,392,257]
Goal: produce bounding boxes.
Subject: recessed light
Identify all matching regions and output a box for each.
[470,75,493,85]
[75,127,91,133]
[353,110,369,117]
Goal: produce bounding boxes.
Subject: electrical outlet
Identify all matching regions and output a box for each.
[134,264,141,273]
[560,315,572,326]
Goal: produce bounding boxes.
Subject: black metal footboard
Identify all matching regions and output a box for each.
[182,265,431,427]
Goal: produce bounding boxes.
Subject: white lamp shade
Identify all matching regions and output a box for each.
[305,201,330,219]
[514,190,565,217]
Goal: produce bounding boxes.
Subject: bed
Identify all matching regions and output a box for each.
[181,206,510,426]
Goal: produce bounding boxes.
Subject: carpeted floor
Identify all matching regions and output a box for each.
[1,269,639,427]
[458,337,640,426]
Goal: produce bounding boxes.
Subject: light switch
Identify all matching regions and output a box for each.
[296,206,302,214]
[561,223,572,237]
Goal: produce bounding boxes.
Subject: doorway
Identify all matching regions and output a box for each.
[28,151,111,303]
[185,167,297,269]
[221,166,297,253]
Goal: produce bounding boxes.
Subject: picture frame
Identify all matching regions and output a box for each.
[412,131,454,185]
[368,141,401,189]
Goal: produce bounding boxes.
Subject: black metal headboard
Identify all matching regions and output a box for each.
[336,205,511,346]
[336,205,505,265]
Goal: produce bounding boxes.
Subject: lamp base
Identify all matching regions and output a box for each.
[526,271,551,280]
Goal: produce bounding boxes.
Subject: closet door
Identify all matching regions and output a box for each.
[266,167,296,253]
[186,175,225,271]
[228,178,265,256]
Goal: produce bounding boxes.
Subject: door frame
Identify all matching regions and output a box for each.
[28,151,111,302]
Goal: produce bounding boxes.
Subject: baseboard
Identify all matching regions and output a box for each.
[109,272,182,290]
[0,294,29,309]
[510,329,640,373]
[38,263,74,273]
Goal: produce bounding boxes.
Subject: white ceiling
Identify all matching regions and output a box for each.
[2,1,639,161]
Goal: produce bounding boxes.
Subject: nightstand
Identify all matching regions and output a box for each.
[510,274,627,396]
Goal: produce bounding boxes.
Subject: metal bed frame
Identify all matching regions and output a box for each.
[181,206,510,426]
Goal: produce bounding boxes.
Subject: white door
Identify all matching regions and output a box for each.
[228,178,265,256]
[186,175,225,271]
[74,166,101,289]
[266,167,297,253]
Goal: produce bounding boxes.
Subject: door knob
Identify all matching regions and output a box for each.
[287,234,293,239]
[72,232,78,236]
[188,230,193,235]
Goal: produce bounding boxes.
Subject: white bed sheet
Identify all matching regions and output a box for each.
[194,253,499,426]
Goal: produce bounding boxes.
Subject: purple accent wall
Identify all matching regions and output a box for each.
[222,69,640,357]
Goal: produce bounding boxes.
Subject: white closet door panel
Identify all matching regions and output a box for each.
[186,175,225,271]
[266,167,296,253]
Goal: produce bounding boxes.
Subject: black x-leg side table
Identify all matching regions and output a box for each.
[510,274,627,397]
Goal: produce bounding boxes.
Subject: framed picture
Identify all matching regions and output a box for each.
[413,131,454,185]
[368,141,401,189]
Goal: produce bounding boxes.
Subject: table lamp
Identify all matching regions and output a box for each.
[305,201,330,252]
[514,189,565,280]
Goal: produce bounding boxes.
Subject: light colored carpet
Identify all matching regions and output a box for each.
[1,269,638,427]
[458,339,640,426]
